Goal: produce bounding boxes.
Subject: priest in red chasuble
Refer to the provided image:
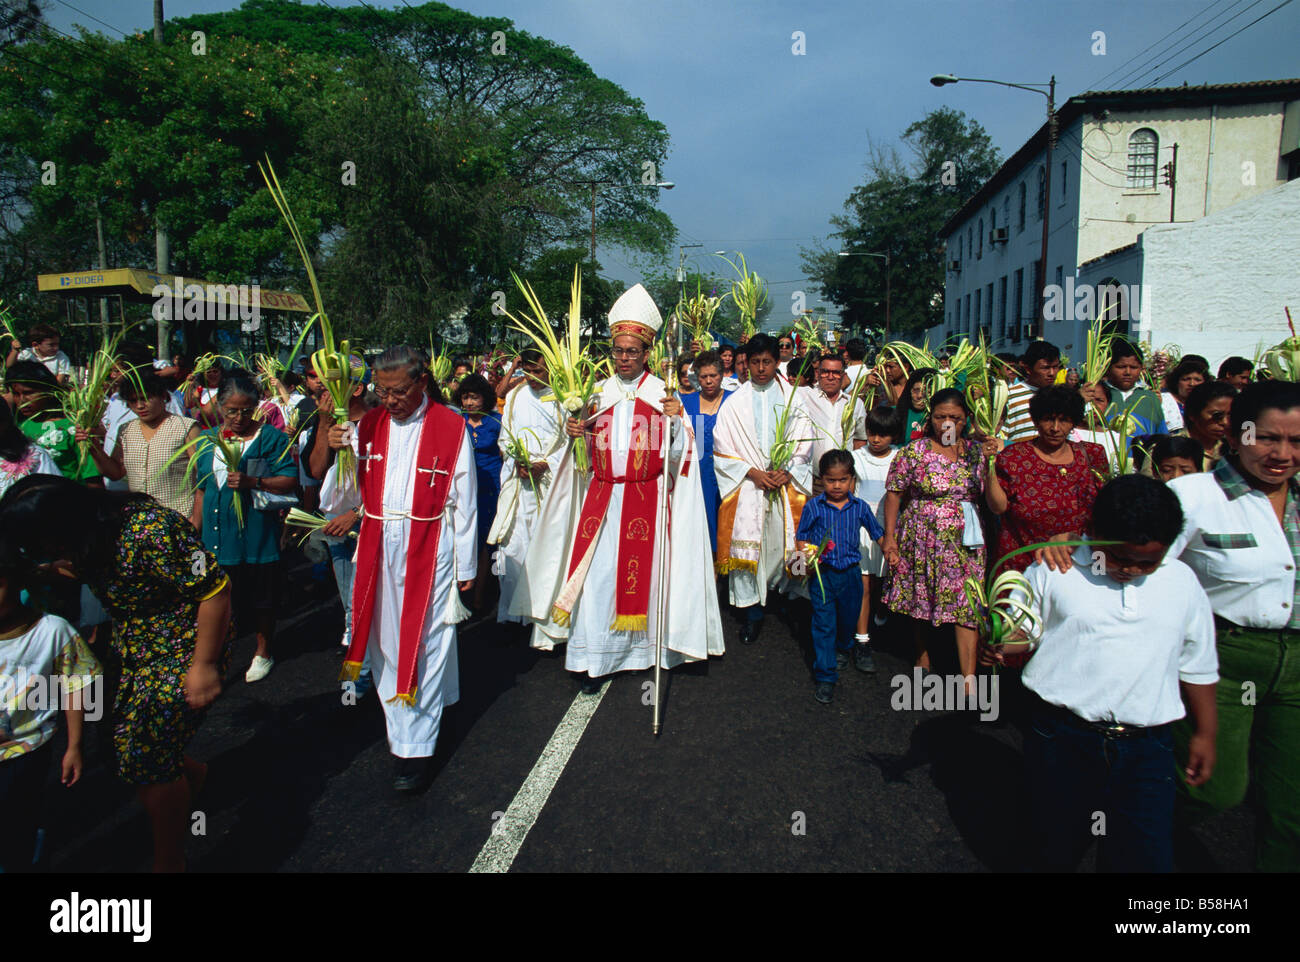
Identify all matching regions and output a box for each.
[515,285,724,693]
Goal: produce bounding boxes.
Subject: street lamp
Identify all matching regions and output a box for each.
[838,249,891,339]
[930,72,1056,340]
[582,179,674,264]
[678,243,703,304]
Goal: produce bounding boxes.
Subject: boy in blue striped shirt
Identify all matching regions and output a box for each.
[796,450,885,703]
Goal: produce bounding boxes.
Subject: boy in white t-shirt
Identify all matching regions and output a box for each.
[0,538,101,871]
[849,404,899,672]
[6,323,73,386]
[986,475,1218,872]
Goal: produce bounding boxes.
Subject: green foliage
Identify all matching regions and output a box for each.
[802,107,1001,337]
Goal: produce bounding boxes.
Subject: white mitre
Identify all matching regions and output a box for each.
[608,284,663,346]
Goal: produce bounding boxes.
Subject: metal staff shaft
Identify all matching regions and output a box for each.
[652,316,680,736]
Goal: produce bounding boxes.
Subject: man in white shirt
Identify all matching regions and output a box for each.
[795,352,866,480]
[990,475,1218,872]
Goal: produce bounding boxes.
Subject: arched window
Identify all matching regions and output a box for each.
[1018,182,1026,231]
[1127,128,1158,190]
[1036,166,1045,220]
[1098,277,1129,332]
[978,218,983,258]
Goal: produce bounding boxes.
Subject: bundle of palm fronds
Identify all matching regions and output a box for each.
[283,507,357,545]
[793,315,826,355]
[719,252,768,338]
[680,280,721,350]
[838,360,873,449]
[259,156,360,480]
[0,300,19,349]
[504,265,606,473]
[60,329,136,474]
[428,339,454,385]
[767,393,812,504]
[1261,307,1300,382]
[964,335,1007,442]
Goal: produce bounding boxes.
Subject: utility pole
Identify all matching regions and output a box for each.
[1163,143,1179,223]
[1034,76,1056,338]
[153,0,171,359]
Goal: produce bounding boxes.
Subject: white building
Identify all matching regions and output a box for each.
[930,79,1300,362]
[1077,177,1300,371]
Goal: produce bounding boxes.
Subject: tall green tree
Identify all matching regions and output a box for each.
[802,107,1000,338]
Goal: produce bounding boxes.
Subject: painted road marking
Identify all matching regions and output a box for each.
[469,682,608,873]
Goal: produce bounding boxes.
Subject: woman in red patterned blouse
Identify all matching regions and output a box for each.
[985,386,1110,571]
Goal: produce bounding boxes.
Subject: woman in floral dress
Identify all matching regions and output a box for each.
[881,389,999,678]
[0,397,60,496]
[0,475,232,872]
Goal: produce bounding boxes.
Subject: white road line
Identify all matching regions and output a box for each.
[469,684,608,873]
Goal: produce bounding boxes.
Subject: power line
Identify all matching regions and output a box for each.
[1115,0,1266,89]
[1085,0,1233,90]
[51,0,128,36]
[1146,0,1295,86]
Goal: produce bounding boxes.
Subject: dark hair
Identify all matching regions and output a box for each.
[816,352,844,370]
[1184,380,1237,422]
[865,403,901,440]
[119,372,172,403]
[280,370,304,390]
[5,360,60,391]
[693,349,721,374]
[0,396,33,463]
[1229,380,1300,444]
[1162,357,1208,393]
[1028,384,1086,425]
[26,323,58,344]
[1134,434,1204,474]
[454,373,494,408]
[845,338,867,362]
[1091,474,1184,546]
[217,374,262,407]
[452,355,472,372]
[1218,356,1253,379]
[676,354,695,373]
[0,474,150,580]
[818,449,855,477]
[924,388,969,439]
[1022,340,1061,367]
[902,367,937,411]
[518,347,544,365]
[746,333,780,361]
[1183,354,1209,371]
[1109,338,1143,366]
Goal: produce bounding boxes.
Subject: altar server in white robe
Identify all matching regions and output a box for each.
[490,347,565,625]
[322,346,477,793]
[515,285,725,692]
[712,332,814,645]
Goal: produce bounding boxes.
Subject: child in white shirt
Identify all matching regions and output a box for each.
[848,404,899,672]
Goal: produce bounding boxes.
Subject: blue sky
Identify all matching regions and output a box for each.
[45,0,1300,324]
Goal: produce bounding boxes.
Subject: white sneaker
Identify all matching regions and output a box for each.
[873,612,888,627]
[245,655,275,683]
[340,629,351,651]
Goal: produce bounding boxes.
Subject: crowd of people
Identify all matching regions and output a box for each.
[1,298,1297,875]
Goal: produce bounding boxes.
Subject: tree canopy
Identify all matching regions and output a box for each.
[0,0,675,353]
[802,107,1000,339]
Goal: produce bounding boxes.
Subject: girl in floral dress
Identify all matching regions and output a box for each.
[0,398,60,497]
[881,389,999,679]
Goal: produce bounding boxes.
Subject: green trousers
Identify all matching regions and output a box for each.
[1174,622,1300,871]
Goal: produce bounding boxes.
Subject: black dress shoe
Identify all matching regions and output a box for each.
[393,755,433,793]
[836,651,850,671]
[814,681,835,704]
[739,619,763,645]
[578,675,604,695]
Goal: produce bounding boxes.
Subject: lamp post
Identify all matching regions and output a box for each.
[838,249,890,339]
[581,179,674,263]
[930,73,1055,340]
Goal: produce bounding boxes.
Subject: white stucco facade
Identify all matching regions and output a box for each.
[927,80,1300,358]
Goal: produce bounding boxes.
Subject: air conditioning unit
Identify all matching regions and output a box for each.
[990,227,1009,244]
[947,260,961,272]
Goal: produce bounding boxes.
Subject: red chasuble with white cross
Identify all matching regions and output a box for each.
[341,401,465,705]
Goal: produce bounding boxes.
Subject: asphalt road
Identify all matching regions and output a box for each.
[43,557,1255,873]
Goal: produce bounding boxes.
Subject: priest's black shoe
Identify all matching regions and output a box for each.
[393,755,433,793]
[578,675,603,695]
[739,619,762,645]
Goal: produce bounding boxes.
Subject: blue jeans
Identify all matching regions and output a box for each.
[1024,703,1176,872]
[325,530,359,635]
[810,564,863,684]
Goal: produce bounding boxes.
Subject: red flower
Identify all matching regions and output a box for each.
[825,540,836,552]
[221,430,238,439]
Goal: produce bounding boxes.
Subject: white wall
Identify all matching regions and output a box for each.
[1138,177,1300,371]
